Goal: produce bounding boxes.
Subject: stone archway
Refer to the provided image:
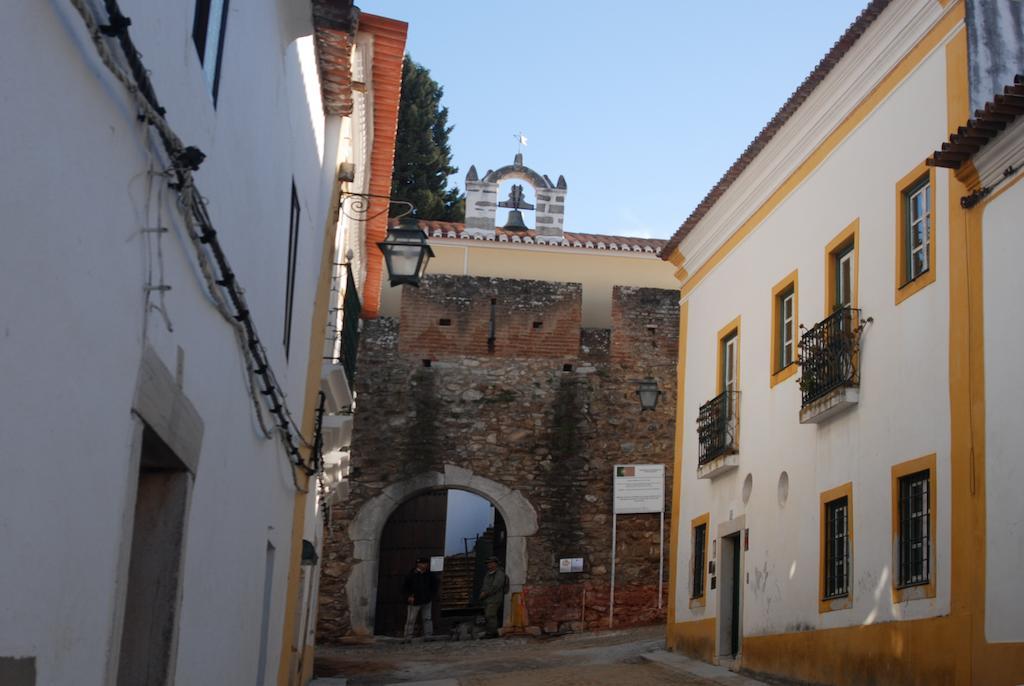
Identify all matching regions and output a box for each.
[345,464,538,635]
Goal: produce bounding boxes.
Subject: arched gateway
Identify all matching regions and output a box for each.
[345,464,538,635]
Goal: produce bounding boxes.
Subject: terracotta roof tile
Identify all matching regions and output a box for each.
[660,0,892,259]
[389,219,667,255]
[312,0,358,117]
[927,74,1024,169]
[359,14,408,318]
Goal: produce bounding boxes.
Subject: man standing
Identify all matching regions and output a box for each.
[478,555,507,638]
[402,557,439,640]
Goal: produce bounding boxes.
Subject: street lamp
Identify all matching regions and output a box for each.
[636,377,661,411]
[377,216,434,287]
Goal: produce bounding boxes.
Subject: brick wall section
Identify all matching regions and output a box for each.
[318,276,679,640]
[399,275,582,358]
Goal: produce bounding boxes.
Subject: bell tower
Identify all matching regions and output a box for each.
[463,153,567,238]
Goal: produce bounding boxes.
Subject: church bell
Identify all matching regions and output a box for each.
[502,209,529,232]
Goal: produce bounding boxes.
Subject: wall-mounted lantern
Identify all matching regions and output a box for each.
[636,377,662,412]
[377,216,434,287]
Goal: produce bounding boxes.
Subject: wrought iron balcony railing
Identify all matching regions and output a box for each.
[697,390,740,465]
[797,307,862,407]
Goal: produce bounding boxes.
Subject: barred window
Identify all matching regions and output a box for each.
[898,471,931,587]
[692,523,707,598]
[823,496,849,599]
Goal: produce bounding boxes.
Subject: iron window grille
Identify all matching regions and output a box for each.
[824,496,850,599]
[797,307,864,406]
[697,390,740,465]
[898,470,931,587]
[692,523,707,598]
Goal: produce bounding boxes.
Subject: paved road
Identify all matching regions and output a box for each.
[313,626,768,686]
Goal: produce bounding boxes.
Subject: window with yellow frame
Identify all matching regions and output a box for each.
[891,454,937,602]
[690,513,709,607]
[895,163,937,304]
[819,482,853,613]
[770,271,799,387]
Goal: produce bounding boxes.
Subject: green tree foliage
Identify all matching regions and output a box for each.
[390,56,464,221]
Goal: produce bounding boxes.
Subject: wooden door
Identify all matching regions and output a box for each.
[375,491,447,636]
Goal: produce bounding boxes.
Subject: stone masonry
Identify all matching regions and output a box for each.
[317,275,678,640]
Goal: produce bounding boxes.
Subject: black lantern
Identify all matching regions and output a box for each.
[636,377,661,411]
[377,216,434,287]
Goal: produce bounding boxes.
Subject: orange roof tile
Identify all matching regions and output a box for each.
[358,14,408,318]
[389,219,667,255]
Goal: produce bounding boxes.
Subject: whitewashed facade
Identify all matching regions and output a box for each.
[663,1,1024,684]
[0,1,398,685]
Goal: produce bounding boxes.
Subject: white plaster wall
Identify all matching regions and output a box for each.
[0,2,333,684]
[982,178,1024,643]
[673,46,953,638]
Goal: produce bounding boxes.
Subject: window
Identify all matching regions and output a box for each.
[825,220,859,316]
[283,181,300,358]
[722,334,737,391]
[898,471,930,587]
[824,497,849,599]
[903,177,931,282]
[690,514,709,607]
[719,317,740,414]
[770,271,799,386]
[819,482,853,612]
[891,454,936,601]
[692,523,707,598]
[895,164,937,304]
[192,0,230,104]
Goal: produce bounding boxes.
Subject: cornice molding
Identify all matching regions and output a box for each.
[680,0,958,277]
[973,116,1024,190]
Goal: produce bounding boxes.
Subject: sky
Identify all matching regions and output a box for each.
[358,1,870,239]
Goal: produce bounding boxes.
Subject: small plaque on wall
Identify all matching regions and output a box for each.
[560,557,584,573]
[430,556,444,572]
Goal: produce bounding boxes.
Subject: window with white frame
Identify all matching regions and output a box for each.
[903,176,931,283]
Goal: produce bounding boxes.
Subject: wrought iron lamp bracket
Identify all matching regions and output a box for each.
[338,191,414,223]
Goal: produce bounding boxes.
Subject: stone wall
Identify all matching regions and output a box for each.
[317,275,678,640]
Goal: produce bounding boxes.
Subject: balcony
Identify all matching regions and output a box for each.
[798,307,863,424]
[697,390,740,479]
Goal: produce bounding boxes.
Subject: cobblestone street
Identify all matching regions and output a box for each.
[312,626,767,686]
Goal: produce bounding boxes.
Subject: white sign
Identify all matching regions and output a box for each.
[430,556,444,572]
[559,557,584,573]
[613,464,665,514]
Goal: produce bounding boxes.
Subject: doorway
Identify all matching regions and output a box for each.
[117,426,191,686]
[374,489,505,636]
[718,531,743,660]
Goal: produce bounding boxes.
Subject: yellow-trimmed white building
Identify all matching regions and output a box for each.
[661,1,1024,684]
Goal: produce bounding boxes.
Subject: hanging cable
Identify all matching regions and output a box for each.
[68,0,322,483]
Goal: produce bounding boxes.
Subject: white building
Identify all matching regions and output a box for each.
[661,1,1024,684]
[0,2,404,685]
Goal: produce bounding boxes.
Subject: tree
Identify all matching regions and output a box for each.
[390,56,464,222]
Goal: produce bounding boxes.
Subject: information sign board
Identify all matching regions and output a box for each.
[613,464,665,514]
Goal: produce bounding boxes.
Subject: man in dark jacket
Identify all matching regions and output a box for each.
[402,557,439,639]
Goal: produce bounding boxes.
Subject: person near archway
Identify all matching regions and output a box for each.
[478,556,507,638]
[402,557,438,639]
